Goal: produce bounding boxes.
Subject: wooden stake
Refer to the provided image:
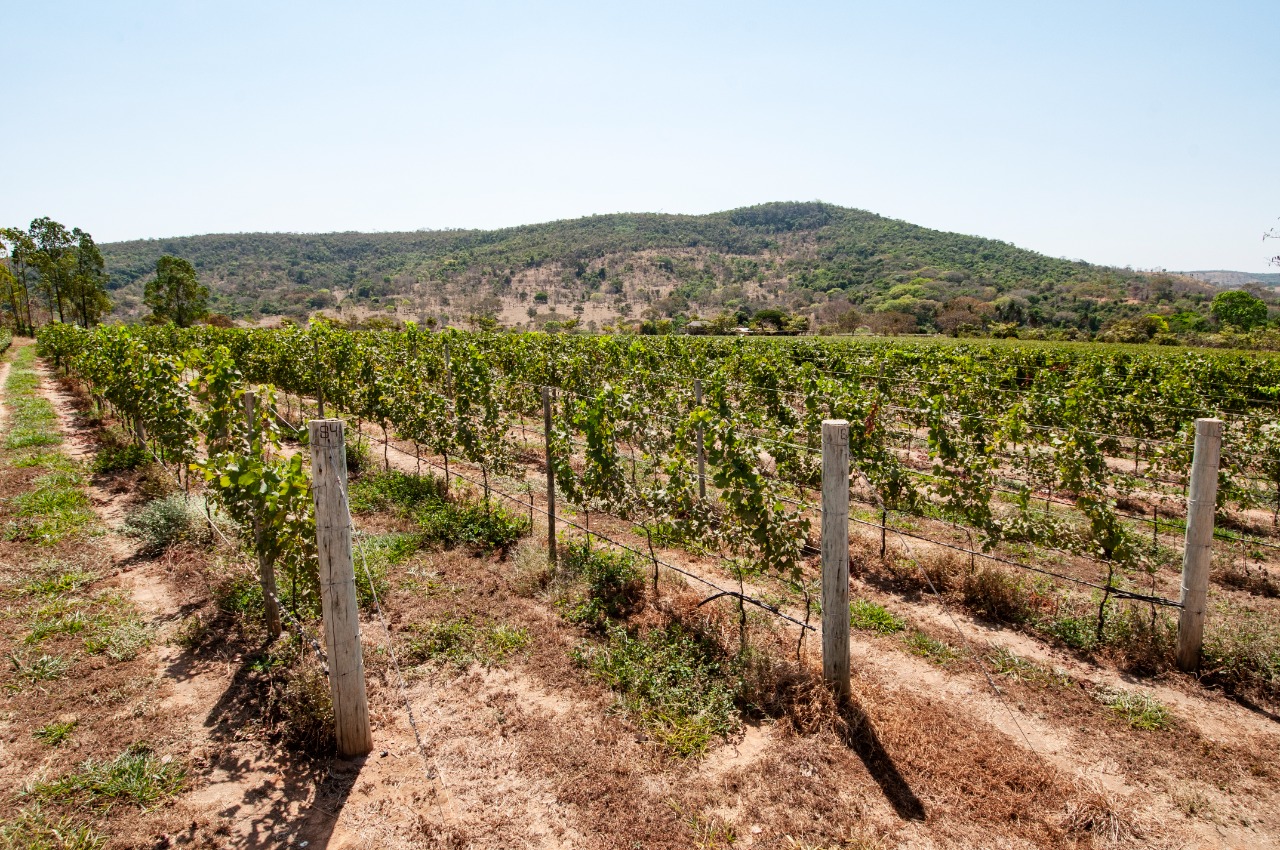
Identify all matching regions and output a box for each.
[1177,418,1222,672]
[244,390,281,639]
[695,378,706,501]
[821,419,851,701]
[314,338,326,419]
[309,419,373,757]
[543,387,557,565]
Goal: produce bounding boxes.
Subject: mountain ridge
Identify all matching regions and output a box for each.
[97,201,1219,334]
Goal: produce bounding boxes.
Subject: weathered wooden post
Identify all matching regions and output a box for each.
[822,419,851,701]
[308,419,374,757]
[542,387,557,565]
[1177,417,1222,672]
[244,389,281,639]
[695,378,707,501]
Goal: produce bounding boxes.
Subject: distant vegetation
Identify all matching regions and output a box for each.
[7,203,1277,346]
[89,202,1280,343]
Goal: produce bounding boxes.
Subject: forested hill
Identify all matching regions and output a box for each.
[98,201,1216,334]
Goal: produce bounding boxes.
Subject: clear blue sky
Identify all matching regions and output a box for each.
[4,0,1277,271]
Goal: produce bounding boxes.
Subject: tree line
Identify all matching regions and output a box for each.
[1,217,209,333]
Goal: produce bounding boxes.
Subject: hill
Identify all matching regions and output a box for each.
[98,201,1218,334]
[1184,270,1280,290]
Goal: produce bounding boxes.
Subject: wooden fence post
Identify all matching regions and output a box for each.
[1177,417,1222,672]
[822,419,851,701]
[244,389,281,639]
[695,378,707,501]
[313,338,326,419]
[543,387,557,565]
[308,419,374,757]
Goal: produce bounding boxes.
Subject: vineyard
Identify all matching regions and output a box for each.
[14,322,1280,846]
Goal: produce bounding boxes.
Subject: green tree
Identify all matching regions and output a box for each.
[1211,289,1268,330]
[68,228,111,327]
[0,229,35,334]
[28,217,76,324]
[144,255,209,327]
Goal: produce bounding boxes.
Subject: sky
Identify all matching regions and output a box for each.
[4,0,1278,272]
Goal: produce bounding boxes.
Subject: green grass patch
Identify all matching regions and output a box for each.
[574,624,741,758]
[0,806,105,850]
[5,469,95,545]
[404,617,531,668]
[849,599,905,634]
[28,744,186,811]
[22,569,95,598]
[904,631,960,665]
[33,719,78,747]
[1097,688,1172,731]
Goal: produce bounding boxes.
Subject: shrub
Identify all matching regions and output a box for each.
[274,665,335,755]
[574,624,741,757]
[348,470,446,515]
[962,568,1033,623]
[415,499,530,555]
[121,494,211,554]
[557,540,644,628]
[90,442,148,474]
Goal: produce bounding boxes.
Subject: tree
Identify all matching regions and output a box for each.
[145,255,209,327]
[0,229,35,334]
[68,228,111,327]
[28,217,76,324]
[1211,289,1267,331]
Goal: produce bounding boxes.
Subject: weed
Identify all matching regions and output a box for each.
[574,624,741,757]
[849,599,905,634]
[1203,609,1280,702]
[83,615,151,662]
[353,533,413,608]
[349,470,446,515]
[33,719,77,747]
[215,572,264,617]
[22,570,95,598]
[28,744,186,811]
[173,614,210,651]
[903,631,959,665]
[7,652,71,690]
[1096,688,1171,731]
[986,647,1070,687]
[121,494,210,554]
[344,433,372,477]
[1041,614,1097,651]
[556,539,644,629]
[416,498,530,554]
[0,806,105,850]
[90,442,148,474]
[25,604,95,644]
[962,568,1034,623]
[274,663,335,755]
[670,802,736,849]
[509,540,552,597]
[405,618,530,668]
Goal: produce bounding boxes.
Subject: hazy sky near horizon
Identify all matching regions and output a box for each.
[4,1,1278,271]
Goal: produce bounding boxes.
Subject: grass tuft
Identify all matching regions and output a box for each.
[33,719,77,747]
[405,617,531,668]
[849,599,905,634]
[0,806,105,850]
[7,652,71,690]
[28,744,186,811]
[1096,688,1172,731]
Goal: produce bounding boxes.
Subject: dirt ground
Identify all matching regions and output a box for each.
[2,339,1279,849]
